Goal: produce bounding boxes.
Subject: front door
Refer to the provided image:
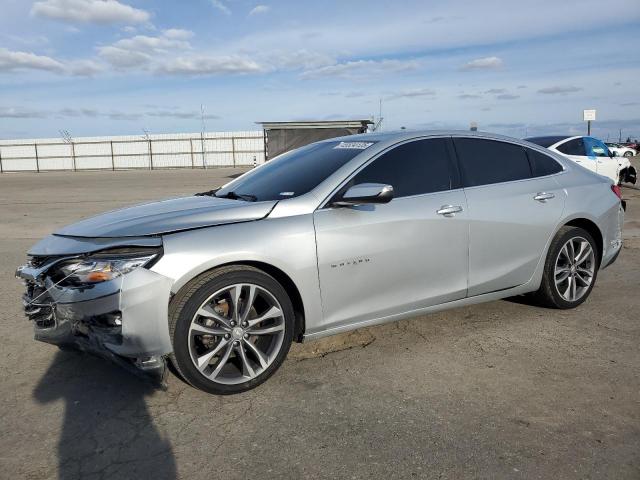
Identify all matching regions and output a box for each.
[584,137,619,183]
[313,137,469,332]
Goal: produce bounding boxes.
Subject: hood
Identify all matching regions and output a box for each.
[54,196,278,238]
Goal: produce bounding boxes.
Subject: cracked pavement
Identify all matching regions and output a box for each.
[0,166,639,479]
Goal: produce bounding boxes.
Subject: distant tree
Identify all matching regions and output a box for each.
[626,136,631,143]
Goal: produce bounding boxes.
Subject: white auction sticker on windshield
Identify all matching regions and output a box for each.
[334,141,374,150]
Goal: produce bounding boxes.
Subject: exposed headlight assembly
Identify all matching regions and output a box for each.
[55,250,160,285]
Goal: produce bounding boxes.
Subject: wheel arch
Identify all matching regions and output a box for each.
[171,260,307,342]
[563,218,603,265]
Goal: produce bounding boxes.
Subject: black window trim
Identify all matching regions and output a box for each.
[449,135,565,190]
[318,135,461,210]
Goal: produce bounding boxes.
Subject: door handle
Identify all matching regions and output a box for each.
[534,192,555,202]
[437,205,463,216]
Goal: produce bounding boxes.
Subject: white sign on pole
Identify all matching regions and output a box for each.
[583,109,596,121]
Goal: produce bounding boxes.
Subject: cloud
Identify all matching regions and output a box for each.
[31,0,150,25]
[0,47,64,73]
[462,56,503,70]
[484,88,505,94]
[0,107,48,119]
[163,29,194,40]
[387,88,436,100]
[301,58,422,79]
[620,102,640,107]
[146,110,220,120]
[157,55,264,75]
[458,93,481,99]
[487,122,526,129]
[267,50,334,70]
[496,93,519,100]
[249,5,270,15]
[211,0,231,15]
[67,59,104,76]
[98,29,193,68]
[5,106,220,121]
[537,85,582,95]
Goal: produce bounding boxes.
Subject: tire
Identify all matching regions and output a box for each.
[623,151,633,158]
[534,226,599,309]
[169,265,295,394]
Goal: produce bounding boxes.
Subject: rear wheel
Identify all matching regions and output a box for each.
[534,226,599,309]
[623,151,633,158]
[169,266,294,394]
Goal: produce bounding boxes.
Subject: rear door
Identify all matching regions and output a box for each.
[452,137,566,296]
[313,137,469,331]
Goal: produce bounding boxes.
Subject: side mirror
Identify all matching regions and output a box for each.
[610,150,618,157]
[333,183,394,207]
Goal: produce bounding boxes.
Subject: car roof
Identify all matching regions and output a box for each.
[523,135,572,148]
[319,129,537,148]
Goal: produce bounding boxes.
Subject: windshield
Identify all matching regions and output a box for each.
[216,140,375,201]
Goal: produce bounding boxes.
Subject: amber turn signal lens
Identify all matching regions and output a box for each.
[86,271,113,282]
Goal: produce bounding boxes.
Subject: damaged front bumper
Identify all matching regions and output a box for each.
[16,253,174,385]
[619,165,637,185]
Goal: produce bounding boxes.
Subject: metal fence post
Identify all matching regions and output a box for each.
[34,143,40,173]
[201,133,206,169]
[148,139,153,170]
[110,141,115,170]
[231,136,236,168]
[262,129,268,162]
[189,138,195,168]
[0,146,3,173]
[71,142,77,172]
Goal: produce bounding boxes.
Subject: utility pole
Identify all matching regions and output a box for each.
[200,104,207,169]
[372,98,384,132]
[60,130,76,171]
[142,128,152,170]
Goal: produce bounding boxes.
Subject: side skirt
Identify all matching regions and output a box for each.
[302,282,538,342]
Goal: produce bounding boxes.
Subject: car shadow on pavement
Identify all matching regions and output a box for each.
[33,350,177,480]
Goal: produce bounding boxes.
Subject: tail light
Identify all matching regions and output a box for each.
[611,184,622,200]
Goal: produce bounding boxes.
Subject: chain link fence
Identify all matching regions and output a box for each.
[0,131,265,173]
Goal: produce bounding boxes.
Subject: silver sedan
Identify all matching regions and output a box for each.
[16,131,624,394]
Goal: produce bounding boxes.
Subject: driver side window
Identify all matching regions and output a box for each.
[349,138,454,198]
[584,137,609,158]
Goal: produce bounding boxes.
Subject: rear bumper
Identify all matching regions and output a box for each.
[17,265,174,383]
[600,203,624,270]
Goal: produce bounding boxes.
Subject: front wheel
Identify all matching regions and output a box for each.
[623,151,633,158]
[534,226,599,309]
[169,266,295,394]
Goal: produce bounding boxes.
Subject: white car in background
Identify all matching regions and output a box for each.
[525,135,637,185]
[606,143,637,158]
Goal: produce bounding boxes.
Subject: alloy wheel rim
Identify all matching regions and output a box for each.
[554,236,595,302]
[188,283,285,385]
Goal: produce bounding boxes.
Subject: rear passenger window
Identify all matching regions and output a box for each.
[557,138,586,156]
[453,138,532,187]
[525,148,563,176]
[350,138,452,198]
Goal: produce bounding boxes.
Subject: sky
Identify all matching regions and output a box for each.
[0,0,639,140]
